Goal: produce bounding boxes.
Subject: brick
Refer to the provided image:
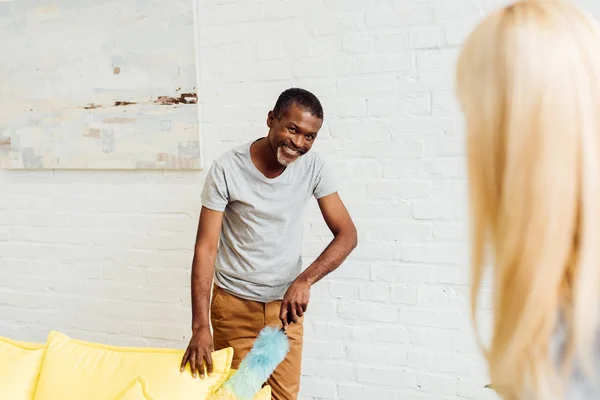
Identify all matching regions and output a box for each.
[417,286,467,310]
[391,118,457,137]
[431,180,468,202]
[326,98,367,118]
[434,3,482,24]
[407,350,477,375]
[337,75,398,96]
[141,323,188,341]
[418,374,458,394]
[330,120,391,141]
[365,5,432,29]
[433,90,461,117]
[417,48,460,90]
[306,300,336,319]
[409,28,443,49]
[309,322,355,342]
[346,200,412,219]
[239,59,294,81]
[400,91,432,116]
[200,62,238,83]
[200,105,253,123]
[367,181,431,200]
[102,300,145,319]
[374,32,409,52]
[293,56,353,79]
[445,24,473,46]
[338,301,399,323]
[408,327,454,349]
[382,158,419,179]
[303,341,345,360]
[391,286,419,305]
[302,359,357,381]
[338,385,395,400]
[156,213,194,232]
[346,343,407,367]
[359,283,391,302]
[346,159,383,180]
[361,138,424,158]
[310,11,364,36]
[349,242,395,261]
[298,379,336,399]
[329,281,359,300]
[311,37,343,57]
[433,223,467,241]
[352,52,414,74]
[342,34,373,53]
[418,159,466,179]
[411,201,454,220]
[357,367,417,388]
[366,98,399,118]
[147,269,189,287]
[401,244,466,265]
[399,309,464,330]
[256,39,284,60]
[145,304,190,323]
[200,42,254,63]
[353,325,406,344]
[128,286,183,304]
[328,262,370,280]
[371,263,433,284]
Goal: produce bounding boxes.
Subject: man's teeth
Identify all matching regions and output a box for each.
[284,147,299,156]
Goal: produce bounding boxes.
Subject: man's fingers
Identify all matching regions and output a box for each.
[180,348,190,372]
[198,356,205,379]
[205,352,214,376]
[296,302,304,318]
[190,352,198,378]
[280,301,289,329]
[290,302,299,323]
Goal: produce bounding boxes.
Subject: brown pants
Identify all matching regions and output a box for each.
[211,284,304,400]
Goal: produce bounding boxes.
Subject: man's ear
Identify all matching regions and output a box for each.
[266,110,275,128]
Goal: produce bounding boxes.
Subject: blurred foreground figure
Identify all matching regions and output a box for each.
[456,0,600,398]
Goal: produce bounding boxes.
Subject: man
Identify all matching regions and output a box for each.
[180,88,357,400]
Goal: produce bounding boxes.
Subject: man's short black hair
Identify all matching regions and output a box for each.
[272,88,324,120]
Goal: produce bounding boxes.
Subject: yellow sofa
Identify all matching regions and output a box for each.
[0,331,271,400]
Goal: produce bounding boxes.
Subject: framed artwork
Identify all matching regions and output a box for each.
[0,0,203,170]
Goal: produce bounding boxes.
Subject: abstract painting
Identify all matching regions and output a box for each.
[0,0,202,169]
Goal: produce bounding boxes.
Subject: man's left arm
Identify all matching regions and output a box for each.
[280,192,358,329]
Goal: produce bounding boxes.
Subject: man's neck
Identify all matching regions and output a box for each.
[250,137,286,179]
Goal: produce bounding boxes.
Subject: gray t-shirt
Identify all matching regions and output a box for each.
[200,139,337,302]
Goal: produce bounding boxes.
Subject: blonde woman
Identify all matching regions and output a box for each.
[456,0,600,398]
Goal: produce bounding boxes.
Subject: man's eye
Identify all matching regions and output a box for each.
[306,135,315,141]
[288,127,296,132]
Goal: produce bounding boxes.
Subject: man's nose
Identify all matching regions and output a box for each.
[291,135,304,149]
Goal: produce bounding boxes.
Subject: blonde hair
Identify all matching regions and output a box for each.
[456,0,600,398]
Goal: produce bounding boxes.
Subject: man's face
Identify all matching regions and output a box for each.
[266,103,323,167]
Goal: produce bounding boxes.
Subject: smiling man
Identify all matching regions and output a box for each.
[180,88,357,399]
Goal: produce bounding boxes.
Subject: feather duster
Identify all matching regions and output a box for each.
[209,326,290,400]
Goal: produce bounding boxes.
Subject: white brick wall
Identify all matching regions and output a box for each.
[3,0,600,398]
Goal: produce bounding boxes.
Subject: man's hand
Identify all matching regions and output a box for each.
[180,326,214,379]
[279,280,311,330]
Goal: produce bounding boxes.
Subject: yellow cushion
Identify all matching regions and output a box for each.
[33,331,233,400]
[225,370,272,400]
[254,386,272,400]
[117,377,153,400]
[0,336,46,400]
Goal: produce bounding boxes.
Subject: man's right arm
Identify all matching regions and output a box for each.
[180,206,223,379]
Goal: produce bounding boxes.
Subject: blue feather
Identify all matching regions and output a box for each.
[224,326,290,400]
